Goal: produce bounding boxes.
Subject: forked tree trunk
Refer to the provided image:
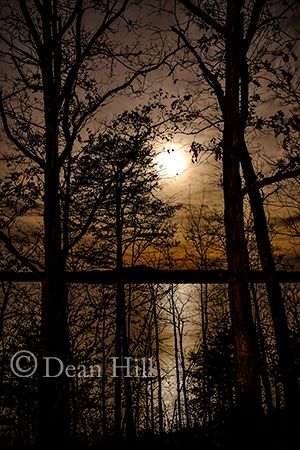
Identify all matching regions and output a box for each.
[223,145,262,429]
[38,40,71,446]
[222,0,262,437]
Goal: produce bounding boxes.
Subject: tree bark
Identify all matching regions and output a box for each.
[37,10,70,443]
[200,283,210,425]
[150,285,164,435]
[170,284,182,429]
[38,116,70,450]
[38,271,70,450]
[114,171,136,445]
[250,282,274,421]
[178,316,190,428]
[240,143,300,434]
[222,0,262,436]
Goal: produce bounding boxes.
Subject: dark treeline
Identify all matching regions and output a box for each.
[1,268,300,284]
[0,1,300,449]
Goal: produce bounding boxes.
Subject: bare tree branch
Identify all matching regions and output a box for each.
[67,184,109,252]
[171,26,225,112]
[18,0,43,52]
[0,230,42,279]
[59,0,130,108]
[11,55,42,91]
[241,167,300,196]
[60,0,83,37]
[179,0,225,34]
[0,92,45,168]
[59,47,179,167]
[242,0,267,55]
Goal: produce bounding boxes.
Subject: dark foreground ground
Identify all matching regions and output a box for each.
[2,414,293,449]
[85,419,295,450]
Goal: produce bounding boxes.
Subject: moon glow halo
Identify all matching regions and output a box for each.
[156,149,187,178]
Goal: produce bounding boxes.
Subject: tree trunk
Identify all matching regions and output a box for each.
[38,271,70,450]
[101,288,107,440]
[223,147,262,425]
[200,283,210,425]
[178,318,190,428]
[170,284,182,429]
[250,282,274,421]
[115,173,136,445]
[240,143,300,434]
[38,27,70,446]
[39,139,69,450]
[150,285,164,435]
[39,151,70,449]
[222,0,262,437]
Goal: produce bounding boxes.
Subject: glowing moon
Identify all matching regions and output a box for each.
[157,149,187,178]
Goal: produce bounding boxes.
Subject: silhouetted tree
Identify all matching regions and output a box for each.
[72,105,179,443]
[189,315,235,423]
[168,0,300,440]
[0,1,173,447]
